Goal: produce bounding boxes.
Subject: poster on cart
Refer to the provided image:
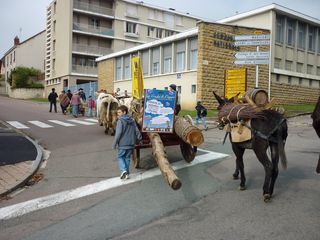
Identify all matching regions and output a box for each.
[142,89,176,133]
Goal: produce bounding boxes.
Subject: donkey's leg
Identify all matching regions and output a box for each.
[253,144,273,201]
[269,143,279,196]
[232,143,246,190]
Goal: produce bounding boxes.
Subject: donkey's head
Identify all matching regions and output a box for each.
[213,91,227,110]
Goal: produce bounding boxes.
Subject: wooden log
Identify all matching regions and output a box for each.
[148,132,182,190]
[174,116,204,147]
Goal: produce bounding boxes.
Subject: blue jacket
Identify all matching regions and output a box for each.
[112,114,142,150]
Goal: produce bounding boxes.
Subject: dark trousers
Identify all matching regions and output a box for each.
[60,104,67,114]
[50,102,57,112]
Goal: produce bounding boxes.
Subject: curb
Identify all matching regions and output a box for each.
[0,121,43,197]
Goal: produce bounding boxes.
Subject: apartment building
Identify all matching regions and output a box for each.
[218,3,320,91]
[2,32,46,93]
[45,0,201,95]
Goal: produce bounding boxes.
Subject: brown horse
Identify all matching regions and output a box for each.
[213,92,288,201]
[311,96,320,173]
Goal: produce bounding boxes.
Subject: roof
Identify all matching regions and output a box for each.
[96,27,198,62]
[2,30,45,58]
[120,0,205,21]
[217,3,320,26]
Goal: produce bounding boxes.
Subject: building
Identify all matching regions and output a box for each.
[96,4,320,110]
[44,0,202,95]
[217,4,320,103]
[2,31,46,93]
[97,22,273,110]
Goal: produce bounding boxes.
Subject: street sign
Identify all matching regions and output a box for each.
[234,59,269,65]
[225,68,247,99]
[235,40,270,46]
[234,35,270,41]
[234,51,270,60]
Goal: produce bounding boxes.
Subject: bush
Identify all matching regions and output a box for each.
[9,67,43,89]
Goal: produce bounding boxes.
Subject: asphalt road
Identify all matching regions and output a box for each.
[0,96,319,240]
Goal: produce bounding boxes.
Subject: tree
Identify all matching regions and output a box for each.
[9,67,44,89]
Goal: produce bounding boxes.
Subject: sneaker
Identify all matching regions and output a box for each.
[120,171,127,179]
[125,173,130,179]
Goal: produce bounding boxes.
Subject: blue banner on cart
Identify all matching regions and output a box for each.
[142,89,176,133]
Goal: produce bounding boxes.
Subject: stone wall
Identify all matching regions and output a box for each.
[197,22,270,109]
[98,59,114,93]
[7,85,44,99]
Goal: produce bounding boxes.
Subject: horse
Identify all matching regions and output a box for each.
[213,91,288,202]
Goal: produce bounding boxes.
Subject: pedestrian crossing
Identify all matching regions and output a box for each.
[6,118,98,130]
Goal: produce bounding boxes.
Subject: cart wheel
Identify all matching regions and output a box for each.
[180,142,196,163]
[132,149,140,168]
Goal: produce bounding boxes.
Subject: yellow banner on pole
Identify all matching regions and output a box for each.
[131,56,144,100]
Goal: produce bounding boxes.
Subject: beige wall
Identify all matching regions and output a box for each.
[224,11,272,30]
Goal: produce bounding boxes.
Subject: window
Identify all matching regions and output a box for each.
[126,22,137,34]
[162,44,172,74]
[296,62,303,73]
[88,58,95,67]
[176,15,182,25]
[286,18,296,46]
[299,78,302,85]
[156,28,163,38]
[309,79,312,87]
[308,25,316,52]
[115,57,122,80]
[141,50,149,76]
[285,60,292,71]
[307,65,313,75]
[165,30,175,37]
[53,40,56,51]
[288,76,292,84]
[298,22,306,49]
[276,15,284,44]
[124,55,130,79]
[91,18,100,29]
[126,4,138,18]
[317,67,320,76]
[274,58,281,69]
[53,1,56,14]
[191,84,196,93]
[151,47,160,75]
[175,41,185,72]
[164,13,174,28]
[147,27,155,38]
[177,86,181,94]
[52,59,56,70]
[149,9,163,21]
[189,38,198,70]
[13,51,15,62]
[79,57,86,66]
[53,20,56,32]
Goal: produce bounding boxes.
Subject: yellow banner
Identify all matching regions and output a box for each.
[131,56,144,99]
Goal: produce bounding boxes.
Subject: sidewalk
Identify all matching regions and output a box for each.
[0,121,42,197]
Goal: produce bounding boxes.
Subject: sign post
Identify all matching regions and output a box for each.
[131,56,144,100]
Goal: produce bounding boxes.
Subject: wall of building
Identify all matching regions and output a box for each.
[98,59,114,92]
[223,11,272,30]
[16,32,46,72]
[7,85,44,99]
[197,22,270,109]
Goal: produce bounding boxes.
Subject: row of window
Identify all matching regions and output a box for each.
[163,84,197,94]
[115,38,198,80]
[276,74,320,88]
[126,3,183,27]
[274,58,320,76]
[276,14,320,52]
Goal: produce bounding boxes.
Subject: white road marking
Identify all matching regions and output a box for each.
[28,121,53,128]
[0,149,228,220]
[48,120,76,127]
[84,118,98,123]
[6,121,29,129]
[67,119,96,125]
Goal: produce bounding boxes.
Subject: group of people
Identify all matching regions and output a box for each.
[47,88,95,118]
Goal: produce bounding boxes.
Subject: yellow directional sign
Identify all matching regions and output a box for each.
[225,68,247,99]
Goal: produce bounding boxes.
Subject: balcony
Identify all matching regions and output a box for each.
[72,43,112,56]
[73,1,114,17]
[72,65,97,75]
[73,23,114,37]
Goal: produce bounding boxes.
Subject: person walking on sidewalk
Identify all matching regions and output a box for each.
[195,101,208,131]
[58,90,70,115]
[112,105,142,180]
[70,91,81,117]
[48,88,58,113]
[168,84,181,115]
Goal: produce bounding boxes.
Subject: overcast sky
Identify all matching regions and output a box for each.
[1,0,320,57]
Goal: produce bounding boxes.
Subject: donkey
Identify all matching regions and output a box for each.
[213,92,288,201]
[311,96,320,173]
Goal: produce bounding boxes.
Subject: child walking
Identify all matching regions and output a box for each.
[87,96,95,117]
[195,101,208,130]
[112,105,142,179]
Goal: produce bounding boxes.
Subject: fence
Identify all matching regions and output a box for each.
[64,81,98,101]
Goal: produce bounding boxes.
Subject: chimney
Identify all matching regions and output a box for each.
[14,36,20,46]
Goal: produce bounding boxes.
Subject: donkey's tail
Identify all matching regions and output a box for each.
[278,119,288,170]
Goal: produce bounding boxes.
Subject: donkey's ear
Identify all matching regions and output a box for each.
[213,91,226,106]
